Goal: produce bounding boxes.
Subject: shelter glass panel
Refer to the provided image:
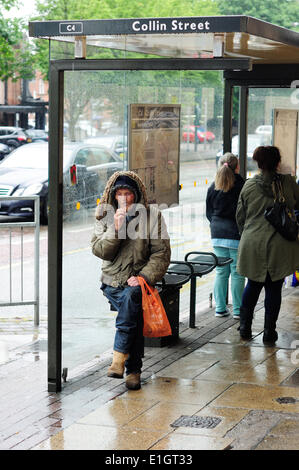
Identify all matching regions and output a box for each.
[61,69,223,374]
[247,88,299,178]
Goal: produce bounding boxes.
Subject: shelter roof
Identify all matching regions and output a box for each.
[29,15,299,64]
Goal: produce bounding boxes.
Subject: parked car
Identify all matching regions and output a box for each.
[0,143,10,161]
[26,129,49,142]
[216,133,269,170]
[0,126,32,149]
[0,142,124,224]
[84,134,127,159]
[182,125,215,144]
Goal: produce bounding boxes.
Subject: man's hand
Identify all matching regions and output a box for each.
[114,208,126,231]
[127,276,139,286]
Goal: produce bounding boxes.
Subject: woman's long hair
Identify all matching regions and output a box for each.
[215,153,239,192]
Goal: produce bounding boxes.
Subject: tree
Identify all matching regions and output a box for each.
[217,0,299,124]
[32,0,221,86]
[217,0,299,30]
[0,0,35,81]
[34,0,218,21]
[32,0,222,137]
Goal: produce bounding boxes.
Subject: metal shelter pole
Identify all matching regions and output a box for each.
[223,79,233,154]
[48,62,64,393]
[239,86,248,179]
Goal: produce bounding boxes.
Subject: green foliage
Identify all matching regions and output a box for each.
[0,0,19,9]
[0,1,35,81]
[31,0,223,132]
[34,0,105,20]
[32,0,220,84]
[34,0,219,20]
[217,0,299,30]
[32,39,50,79]
[217,0,299,122]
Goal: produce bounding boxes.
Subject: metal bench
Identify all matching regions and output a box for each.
[146,260,194,347]
[169,251,233,328]
[108,261,194,347]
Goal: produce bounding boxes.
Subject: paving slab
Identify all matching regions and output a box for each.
[0,287,298,450]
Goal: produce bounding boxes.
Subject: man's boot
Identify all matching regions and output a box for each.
[125,373,141,390]
[263,315,278,344]
[107,351,129,378]
[239,306,254,340]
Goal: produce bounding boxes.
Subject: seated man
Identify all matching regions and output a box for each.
[91,171,171,390]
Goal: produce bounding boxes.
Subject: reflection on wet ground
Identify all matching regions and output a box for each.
[1,205,299,449]
[29,288,299,451]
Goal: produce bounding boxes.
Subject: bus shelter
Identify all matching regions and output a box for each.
[29,15,299,392]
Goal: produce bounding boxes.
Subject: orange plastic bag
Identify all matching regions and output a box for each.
[137,276,172,338]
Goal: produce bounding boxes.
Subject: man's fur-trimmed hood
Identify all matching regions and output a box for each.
[95,170,149,220]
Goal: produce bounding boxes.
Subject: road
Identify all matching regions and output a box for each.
[0,158,219,370]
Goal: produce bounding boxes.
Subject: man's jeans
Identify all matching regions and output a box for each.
[101,284,144,374]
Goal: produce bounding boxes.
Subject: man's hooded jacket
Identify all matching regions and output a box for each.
[91,171,171,287]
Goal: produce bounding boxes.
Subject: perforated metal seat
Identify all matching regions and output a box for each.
[168,252,233,327]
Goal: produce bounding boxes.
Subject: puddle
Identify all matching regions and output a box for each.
[0,335,47,365]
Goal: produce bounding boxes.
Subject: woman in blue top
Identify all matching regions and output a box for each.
[206,153,245,318]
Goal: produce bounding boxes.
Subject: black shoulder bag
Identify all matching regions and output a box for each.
[264,175,298,242]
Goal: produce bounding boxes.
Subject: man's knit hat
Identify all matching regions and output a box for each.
[111,174,141,203]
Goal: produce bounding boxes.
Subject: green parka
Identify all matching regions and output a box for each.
[91,170,171,287]
[236,172,299,282]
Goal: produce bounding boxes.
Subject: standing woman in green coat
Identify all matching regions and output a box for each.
[236,146,299,344]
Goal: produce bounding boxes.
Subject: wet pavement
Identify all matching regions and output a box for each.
[0,287,299,451]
